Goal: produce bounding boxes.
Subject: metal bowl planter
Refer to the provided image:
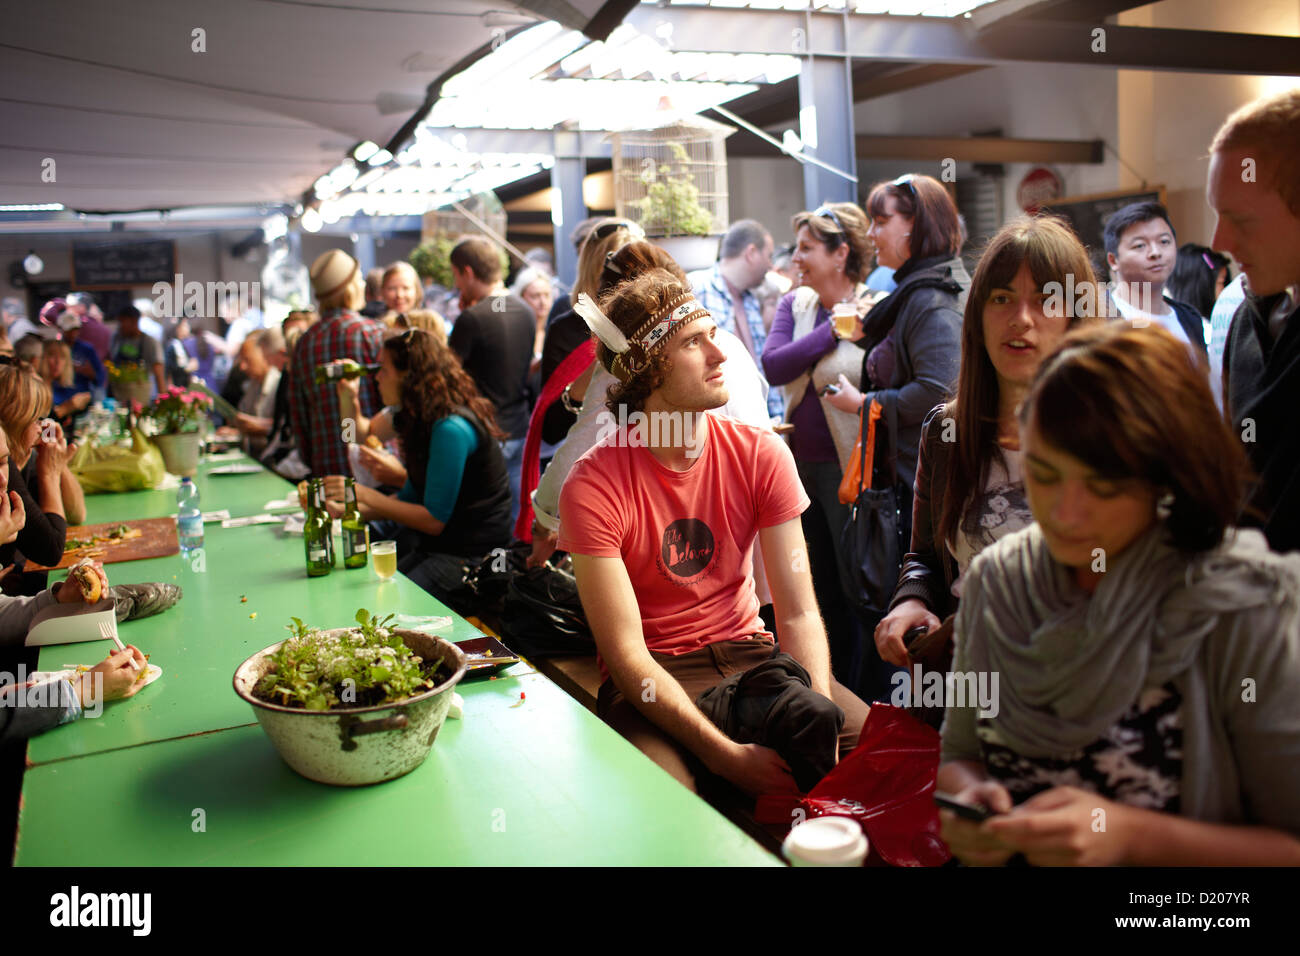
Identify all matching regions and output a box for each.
[233,628,467,786]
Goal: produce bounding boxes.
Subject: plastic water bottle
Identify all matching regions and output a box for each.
[177,477,204,554]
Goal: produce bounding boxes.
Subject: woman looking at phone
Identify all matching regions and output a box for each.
[874,217,1101,667]
[938,323,1300,866]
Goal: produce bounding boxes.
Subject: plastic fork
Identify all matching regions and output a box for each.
[99,619,124,651]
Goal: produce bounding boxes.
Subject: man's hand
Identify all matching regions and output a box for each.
[56,561,109,604]
[0,490,25,543]
[713,742,800,797]
[77,645,149,705]
[526,523,558,569]
[938,780,1017,866]
[875,598,942,667]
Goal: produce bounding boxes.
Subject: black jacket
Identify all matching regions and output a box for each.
[857,255,968,492]
[1224,292,1300,551]
[695,651,844,792]
[889,405,959,620]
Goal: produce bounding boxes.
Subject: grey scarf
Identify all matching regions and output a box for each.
[961,521,1300,757]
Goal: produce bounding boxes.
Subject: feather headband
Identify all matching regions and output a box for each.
[574,291,709,383]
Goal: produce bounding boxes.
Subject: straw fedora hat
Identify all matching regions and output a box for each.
[310,249,360,299]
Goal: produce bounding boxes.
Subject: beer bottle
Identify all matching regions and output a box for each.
[313,359,380,385]
[341,477,368,570]
[304,479,333,577]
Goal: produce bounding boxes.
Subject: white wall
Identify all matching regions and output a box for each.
[852,62,1121,225]
[1118,0,1300,246]
[725,155,808,246]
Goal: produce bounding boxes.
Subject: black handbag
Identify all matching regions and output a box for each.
[841,393,912,619]
[500,554,595,659]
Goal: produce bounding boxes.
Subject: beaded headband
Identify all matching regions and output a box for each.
[574,291,710,384]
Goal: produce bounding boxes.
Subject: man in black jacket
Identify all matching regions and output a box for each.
[1209,88,1300,551]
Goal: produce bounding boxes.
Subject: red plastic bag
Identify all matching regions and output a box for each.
[800,704,950,867]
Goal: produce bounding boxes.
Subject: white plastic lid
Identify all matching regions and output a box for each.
[782,816,869,867]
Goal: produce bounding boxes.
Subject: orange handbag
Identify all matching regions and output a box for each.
[838,398,882,505]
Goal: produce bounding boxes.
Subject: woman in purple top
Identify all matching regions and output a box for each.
[761,201,876,692]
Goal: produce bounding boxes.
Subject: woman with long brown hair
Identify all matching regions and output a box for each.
[875,216,1101,667]
[938,322,1300,866]
[325,328,511,602]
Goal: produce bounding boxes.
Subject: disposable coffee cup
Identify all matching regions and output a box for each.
[782,816,869,867]
[831,302,858,339]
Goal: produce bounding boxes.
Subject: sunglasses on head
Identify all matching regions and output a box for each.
[592,220,646,242]
[893,174,918,203]
[812,205,846,235]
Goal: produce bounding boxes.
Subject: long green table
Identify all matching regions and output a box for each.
[15,454,778,866]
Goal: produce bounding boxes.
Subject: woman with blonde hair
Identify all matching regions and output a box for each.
[42,340,92,433]
[0,366,85,592]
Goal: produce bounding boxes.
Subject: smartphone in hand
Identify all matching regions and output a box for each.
[934,791,996,822]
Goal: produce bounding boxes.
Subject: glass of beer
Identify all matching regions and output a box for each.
[832,302,859,339]
[371,540,397,580]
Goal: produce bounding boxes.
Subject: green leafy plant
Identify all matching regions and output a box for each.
[254,610,445,710]
[627,142,714,237]
[409,236,510,288]
[140,385,212,435]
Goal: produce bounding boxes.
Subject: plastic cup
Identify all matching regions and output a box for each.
[831,302,858,339]
[782,816,869,867]
[372,540,397,580]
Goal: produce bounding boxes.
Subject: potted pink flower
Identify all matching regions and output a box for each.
[144,385,212,476]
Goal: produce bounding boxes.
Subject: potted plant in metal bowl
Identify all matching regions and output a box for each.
[142,385,211,476]
[232,610,468,786]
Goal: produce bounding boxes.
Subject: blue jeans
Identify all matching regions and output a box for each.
[501,437,525,532]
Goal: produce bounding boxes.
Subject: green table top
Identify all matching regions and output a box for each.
[29,456,483,765]
[15,670,777,866]
[18,454,778,866]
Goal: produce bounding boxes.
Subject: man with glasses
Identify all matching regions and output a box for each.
[687,219,782,420]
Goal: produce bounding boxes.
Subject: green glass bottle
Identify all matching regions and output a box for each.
[313,359,380,385]
[304,479,333,577]
[341,478,368,570]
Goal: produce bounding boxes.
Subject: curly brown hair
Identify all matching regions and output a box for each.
[384,329,505,488]
[596,264,692,414]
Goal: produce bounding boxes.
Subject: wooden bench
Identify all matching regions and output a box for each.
[535,655,603,713]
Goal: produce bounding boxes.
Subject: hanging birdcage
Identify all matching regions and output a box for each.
[611,108,734,238]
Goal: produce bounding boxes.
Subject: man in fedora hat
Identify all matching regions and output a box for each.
[288,249,385,479]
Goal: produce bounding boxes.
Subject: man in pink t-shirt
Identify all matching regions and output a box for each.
[559,270,869,797]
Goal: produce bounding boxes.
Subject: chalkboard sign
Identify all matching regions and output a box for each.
[1040,187,1166,276]
[71,239,176,289]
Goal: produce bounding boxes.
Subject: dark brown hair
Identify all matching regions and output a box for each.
[866,173,963,263]
[597,266,691,414]
[937,215,1102,553]
[449,236,503,284]
[790,202,872,283]
[1021,323,1248,553]
[384,329,505,490]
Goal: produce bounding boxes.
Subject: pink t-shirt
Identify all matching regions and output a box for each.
[558,412,809,660]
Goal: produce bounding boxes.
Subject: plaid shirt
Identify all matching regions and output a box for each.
[288,308,385,478]
[688,264,783,420]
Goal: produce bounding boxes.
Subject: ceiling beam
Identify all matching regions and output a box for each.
[622,7,1300,76]
[971,0,1153,31]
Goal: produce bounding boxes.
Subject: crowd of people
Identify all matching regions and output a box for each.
[2,85,1299,866]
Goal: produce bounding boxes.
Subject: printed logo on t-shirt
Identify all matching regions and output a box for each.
[660,518,715,582]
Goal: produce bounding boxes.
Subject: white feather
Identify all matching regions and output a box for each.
[574,293,630,354]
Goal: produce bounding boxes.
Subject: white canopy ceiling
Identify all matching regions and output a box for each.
[0,0,625,213]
